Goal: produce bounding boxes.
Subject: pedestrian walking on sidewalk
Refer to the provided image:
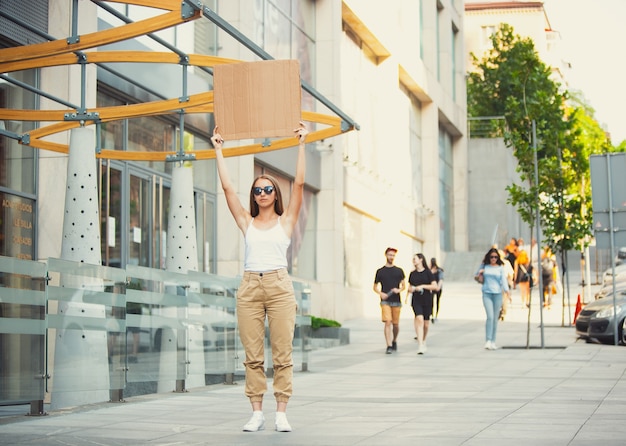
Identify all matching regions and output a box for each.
[513,250,533,308]
[211,122,309,433]
[430,257,444,322]
[407,253,438,355]
[475,247,509,350]
[373,247,406,354]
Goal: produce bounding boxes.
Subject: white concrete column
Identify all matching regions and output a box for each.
[161,163,204,391]
[51,126,108,410]
[166,163,199,274]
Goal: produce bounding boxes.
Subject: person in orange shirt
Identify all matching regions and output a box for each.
[513,250,534,308]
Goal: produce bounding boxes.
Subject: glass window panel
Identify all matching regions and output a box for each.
[128,174,151,267]
[128,116,174,174]
[0,71,36,194]
[291,188,315,279]
[0,258,46,405]
[97,92,124,151]
[192,136,216,193]
[0,192,35,260]
[100,163,123,268]
[438,128,453,251]
[293,28,315,110]
[157,183,170,270]
[196,193,216,273]
[293,0,315,37]
[265,3,291,59]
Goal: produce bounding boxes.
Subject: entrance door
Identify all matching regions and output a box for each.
[100,162,171,270]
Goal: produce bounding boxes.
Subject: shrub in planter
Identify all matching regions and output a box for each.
[310,316,341,330]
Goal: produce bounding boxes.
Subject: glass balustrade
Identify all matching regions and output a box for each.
[0,256,311,412]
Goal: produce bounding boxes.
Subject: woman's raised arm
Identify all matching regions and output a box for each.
[211,127,250,234]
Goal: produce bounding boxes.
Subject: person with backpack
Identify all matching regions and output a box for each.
[513,250,533,308]
[541,248,557,308]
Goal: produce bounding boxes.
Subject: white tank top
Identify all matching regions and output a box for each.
[244,217,291,272]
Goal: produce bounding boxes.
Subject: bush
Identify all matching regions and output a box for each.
[311,316,341,330]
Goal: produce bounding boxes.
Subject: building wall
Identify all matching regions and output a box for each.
[336,0,467,320]
[465,1,550,64]
[7,1,467,324]
[467,137,527,251]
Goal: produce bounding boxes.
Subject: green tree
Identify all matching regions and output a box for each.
[467,24,597,256]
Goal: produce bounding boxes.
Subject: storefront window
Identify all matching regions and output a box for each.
[97,87,217,272]
[128,116,174,175]
[0,192,35,260]
[98,93,124,152]
[100,162,123,268]
[0,70,37,261]
[439,127,454,251]
[0,70,37,194]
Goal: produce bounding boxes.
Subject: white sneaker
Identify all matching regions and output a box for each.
[484,341,492,350]
[489,342,498,350]
[243,411,265,432]
[275,412,292,432]
[417,343,425,355]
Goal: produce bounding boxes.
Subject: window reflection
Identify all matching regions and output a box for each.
[100,162,123,268]
[129,174,151,266]
[0,71,36,194]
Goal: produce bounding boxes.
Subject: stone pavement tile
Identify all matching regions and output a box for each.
[1,280,625,446]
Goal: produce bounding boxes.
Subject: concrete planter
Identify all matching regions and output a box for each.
[309,327,350,346]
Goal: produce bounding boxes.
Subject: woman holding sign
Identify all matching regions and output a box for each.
[211,122,308,433]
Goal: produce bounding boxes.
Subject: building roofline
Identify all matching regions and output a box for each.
[465,2,552,32]
[465,1,544,12]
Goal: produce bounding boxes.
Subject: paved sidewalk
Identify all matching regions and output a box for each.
[1,282,625,445]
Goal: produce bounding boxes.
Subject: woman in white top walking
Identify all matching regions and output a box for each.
[211,122,308,433]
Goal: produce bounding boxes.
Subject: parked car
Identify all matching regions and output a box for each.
[594,281,626,300]
[601,263,626,286]
[615,247,626,266]
[575,290,626,345]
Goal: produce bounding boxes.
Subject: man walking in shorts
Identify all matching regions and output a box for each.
[373,247,406,354]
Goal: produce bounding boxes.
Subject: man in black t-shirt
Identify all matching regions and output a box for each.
[373,247,406,354]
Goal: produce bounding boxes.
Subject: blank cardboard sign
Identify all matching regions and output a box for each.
[213,59,302,140]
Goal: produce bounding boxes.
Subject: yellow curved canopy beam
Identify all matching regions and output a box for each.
[24,112,342,160]
[0,3,197,63]
[0,3,356,161]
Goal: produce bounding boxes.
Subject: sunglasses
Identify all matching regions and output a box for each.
[490,255,499,259]
[253,185,275,196]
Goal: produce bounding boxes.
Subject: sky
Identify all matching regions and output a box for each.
[542,0,626,144]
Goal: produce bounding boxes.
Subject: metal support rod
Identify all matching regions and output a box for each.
[69,0,80,44]
[532,120,545,348]
[95,123,102,154]
[93,0,188,59]
[604,154,619,346]
[181,63,189,102]
[80,59,87,115]
[0,74,79,110]
[179,111,185,157]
